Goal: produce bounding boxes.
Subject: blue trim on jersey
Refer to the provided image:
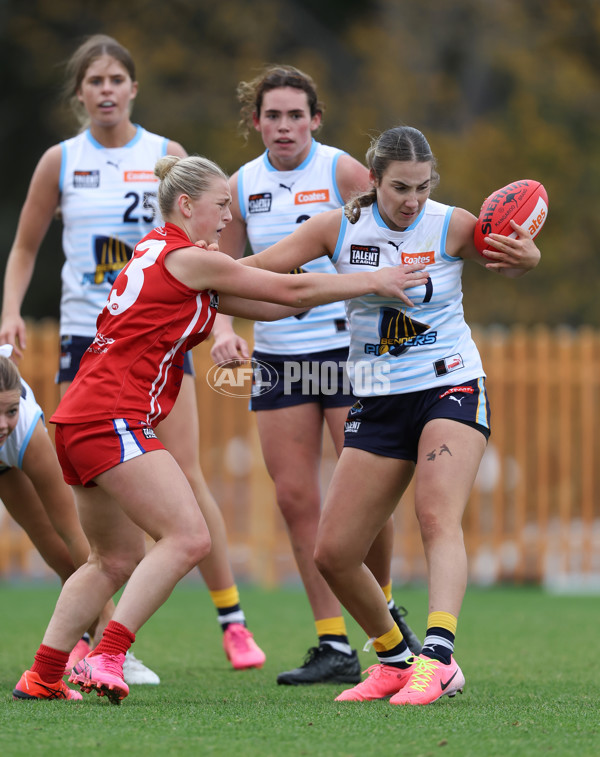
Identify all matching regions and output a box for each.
[160,136,169,156]
[86,125,143,150]
[237,165,247,221]
[405,204,427,231]
[372,200,427,232]
[372,201,386,228]
[296,139,318,171]
[441,207,460,262]
[262,139,319,173]
[128,125,144,148]
[17,410,42,469]
[331,152,344,205]
[331,213,349,263]
[59,142,67,193]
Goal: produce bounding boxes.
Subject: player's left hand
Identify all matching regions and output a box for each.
[482,220,541,275]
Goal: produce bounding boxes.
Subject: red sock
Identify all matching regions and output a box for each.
[31,644,70,684]
[91,620,135,657]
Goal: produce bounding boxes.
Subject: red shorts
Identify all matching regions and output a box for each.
[54,418,166,487]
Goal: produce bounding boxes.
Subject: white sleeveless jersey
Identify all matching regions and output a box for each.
[0,380,43,470]
[331,199,485,396]
[238,140,350,354]
[59,126,168,336]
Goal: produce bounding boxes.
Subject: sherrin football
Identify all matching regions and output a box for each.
[473,179,548,256]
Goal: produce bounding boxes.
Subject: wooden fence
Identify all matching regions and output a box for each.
[2,320,599,591]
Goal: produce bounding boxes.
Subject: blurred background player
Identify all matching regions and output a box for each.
[0,34,265,677]
[211,65,421,685]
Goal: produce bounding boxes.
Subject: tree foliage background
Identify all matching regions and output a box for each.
[1,0,598,326]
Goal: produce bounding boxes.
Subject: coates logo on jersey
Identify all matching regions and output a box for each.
[400,251,435,266]
[206,358,279,398]
[124,171,157,182]
[295,189,329,205]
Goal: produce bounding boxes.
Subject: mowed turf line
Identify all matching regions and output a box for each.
[0,582,598,756]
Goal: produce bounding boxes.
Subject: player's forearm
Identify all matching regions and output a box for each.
[285,271,376,308]
[1,248,36,319]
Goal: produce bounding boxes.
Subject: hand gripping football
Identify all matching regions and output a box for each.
[474,179,548,256]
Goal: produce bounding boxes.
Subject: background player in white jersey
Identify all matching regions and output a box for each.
[0,34,265,678]
[234,125,541,704]
[211,66,421,685]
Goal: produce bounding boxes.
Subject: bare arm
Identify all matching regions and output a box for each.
[217,296,307,321]
[241,210,341,273]
[21,421,90,567]
[166,236,429,310]
[448,207,541,278]
[166,140,187,158]
[210,170,252,364]
[0,145,62,356]
[336,153,371,203]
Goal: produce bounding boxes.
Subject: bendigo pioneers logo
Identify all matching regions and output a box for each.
[364,307,434,356]
[82,236,134,285]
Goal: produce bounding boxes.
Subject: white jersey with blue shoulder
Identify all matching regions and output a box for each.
[331,199,485,397]
[238,139,350,355]
[0,380,43,470]
[59,126,169,337]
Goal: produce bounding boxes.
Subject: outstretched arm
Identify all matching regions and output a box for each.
[0,146,62,356]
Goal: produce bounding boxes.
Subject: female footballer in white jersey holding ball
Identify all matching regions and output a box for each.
[0,34,265,680]
[211,66,421,685]
[240,124,541,705]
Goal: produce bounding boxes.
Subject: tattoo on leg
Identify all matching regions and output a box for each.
[426,444,453,461]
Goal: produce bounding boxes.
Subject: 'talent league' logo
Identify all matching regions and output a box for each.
[350,245,380,266]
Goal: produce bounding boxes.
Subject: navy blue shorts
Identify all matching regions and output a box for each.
[57,335,195,383]
[343,378,490,461]
[249,347,355,411]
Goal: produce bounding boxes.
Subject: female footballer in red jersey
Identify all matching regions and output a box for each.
[12,153,429,702]
[0,34,265,679]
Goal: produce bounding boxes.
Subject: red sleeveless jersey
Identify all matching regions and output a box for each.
[52,223,218,427]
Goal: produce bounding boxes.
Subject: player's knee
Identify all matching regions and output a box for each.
[275,481,319,525]
[174,529,212,570]
[95,551,141,589]
[416,508,460,544]
[314,541,343,579]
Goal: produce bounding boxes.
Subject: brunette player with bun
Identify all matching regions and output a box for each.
[211,65,421,685]
[232,125,541,705]
[11,152,430,702]
[0,34,266,678]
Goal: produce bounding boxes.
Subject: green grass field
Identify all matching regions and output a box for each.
[0,582,597,756]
